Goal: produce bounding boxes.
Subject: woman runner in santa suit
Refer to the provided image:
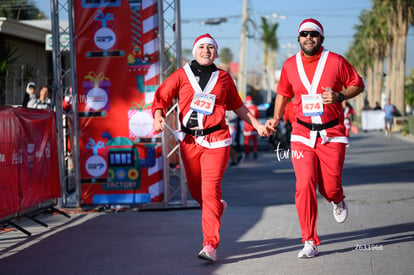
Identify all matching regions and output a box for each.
[266,18,364,258]
[152,33,273,262]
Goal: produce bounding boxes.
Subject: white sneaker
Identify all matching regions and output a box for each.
[298,240,319,258]
[198,244,217,262]
[332,200,348,223]
[221,199,228,215]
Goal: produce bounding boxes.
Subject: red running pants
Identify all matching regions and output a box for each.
[291,139,346,245]
[244,134,258,155]
[180,136,229,249]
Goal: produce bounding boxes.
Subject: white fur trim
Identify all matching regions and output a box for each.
[299,22,324,36]
[192,37,218,57]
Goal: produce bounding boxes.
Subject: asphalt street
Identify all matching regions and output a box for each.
[1,131,413,275]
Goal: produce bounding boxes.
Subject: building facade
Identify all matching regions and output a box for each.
[0,18,67,105]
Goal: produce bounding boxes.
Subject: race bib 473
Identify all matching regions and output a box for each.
[190,92,216,115]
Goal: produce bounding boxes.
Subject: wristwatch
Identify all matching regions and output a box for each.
[337,92,345,102]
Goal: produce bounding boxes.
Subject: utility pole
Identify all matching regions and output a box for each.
[237,0,248,101]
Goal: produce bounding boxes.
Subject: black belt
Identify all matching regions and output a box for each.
[297,118,339,131]
[181,123,222,136]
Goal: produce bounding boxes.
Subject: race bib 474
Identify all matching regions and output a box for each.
[302,94,324,117]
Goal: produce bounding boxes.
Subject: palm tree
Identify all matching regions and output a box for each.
[260,16,278,102]
[346,12,375,112]
[347,0,414,115]
[387,0,414,114]
[358,10,376,107]
[346,30,370,112]
[364,5,389,108]
[381,0,395,103]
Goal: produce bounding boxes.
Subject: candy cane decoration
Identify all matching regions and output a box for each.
[127,0,160,101]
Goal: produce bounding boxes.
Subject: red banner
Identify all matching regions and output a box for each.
[73,0,163,205]
[0,107,60,219]
[0,108,19,218]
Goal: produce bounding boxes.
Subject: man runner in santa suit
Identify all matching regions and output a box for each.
[152,33,272,262]
[266,18,364,258]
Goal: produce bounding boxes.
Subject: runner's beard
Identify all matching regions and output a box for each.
[300,41,322,56]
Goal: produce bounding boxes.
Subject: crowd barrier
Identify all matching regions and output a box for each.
[361,110,385,131]
[0,106,67,236]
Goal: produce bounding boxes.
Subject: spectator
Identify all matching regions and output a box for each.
[33,85,52,109]
[373,101,381,110]
[384,98,395,138]
[22,82,37,108]
[362,99,371,110]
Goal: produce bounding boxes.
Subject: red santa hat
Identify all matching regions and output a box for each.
[192,33,219,58]
[245,95,254,106]
[298,18,324,37]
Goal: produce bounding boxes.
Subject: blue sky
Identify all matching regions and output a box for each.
[34,0,413,72]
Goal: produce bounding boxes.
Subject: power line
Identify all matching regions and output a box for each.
[0,4,38,8]
[182,15,240,24]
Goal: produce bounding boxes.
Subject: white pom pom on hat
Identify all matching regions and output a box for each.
[298,18,324,37]
[192,33,219,58]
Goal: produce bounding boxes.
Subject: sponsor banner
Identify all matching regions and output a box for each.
[74,0,162,205]
[0,107,60,219]
[0,107,19,218]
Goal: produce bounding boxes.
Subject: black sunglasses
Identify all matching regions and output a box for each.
[299,31,320,38]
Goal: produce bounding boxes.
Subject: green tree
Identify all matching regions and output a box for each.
[405,68,414,110]
[0,0,44,103]
[346,25,370,113]
[346,0,414,115]
[0,40,17,75]
[219,47,233,72]
[219,47,233,65]
[361,7,388,108]
[0,0,46,20]
[260,16,278,102]
[387,0,414,114]
[0,39,18,103]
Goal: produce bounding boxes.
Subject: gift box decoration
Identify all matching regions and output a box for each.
[128,101,155,139]
[82,71,111,111]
